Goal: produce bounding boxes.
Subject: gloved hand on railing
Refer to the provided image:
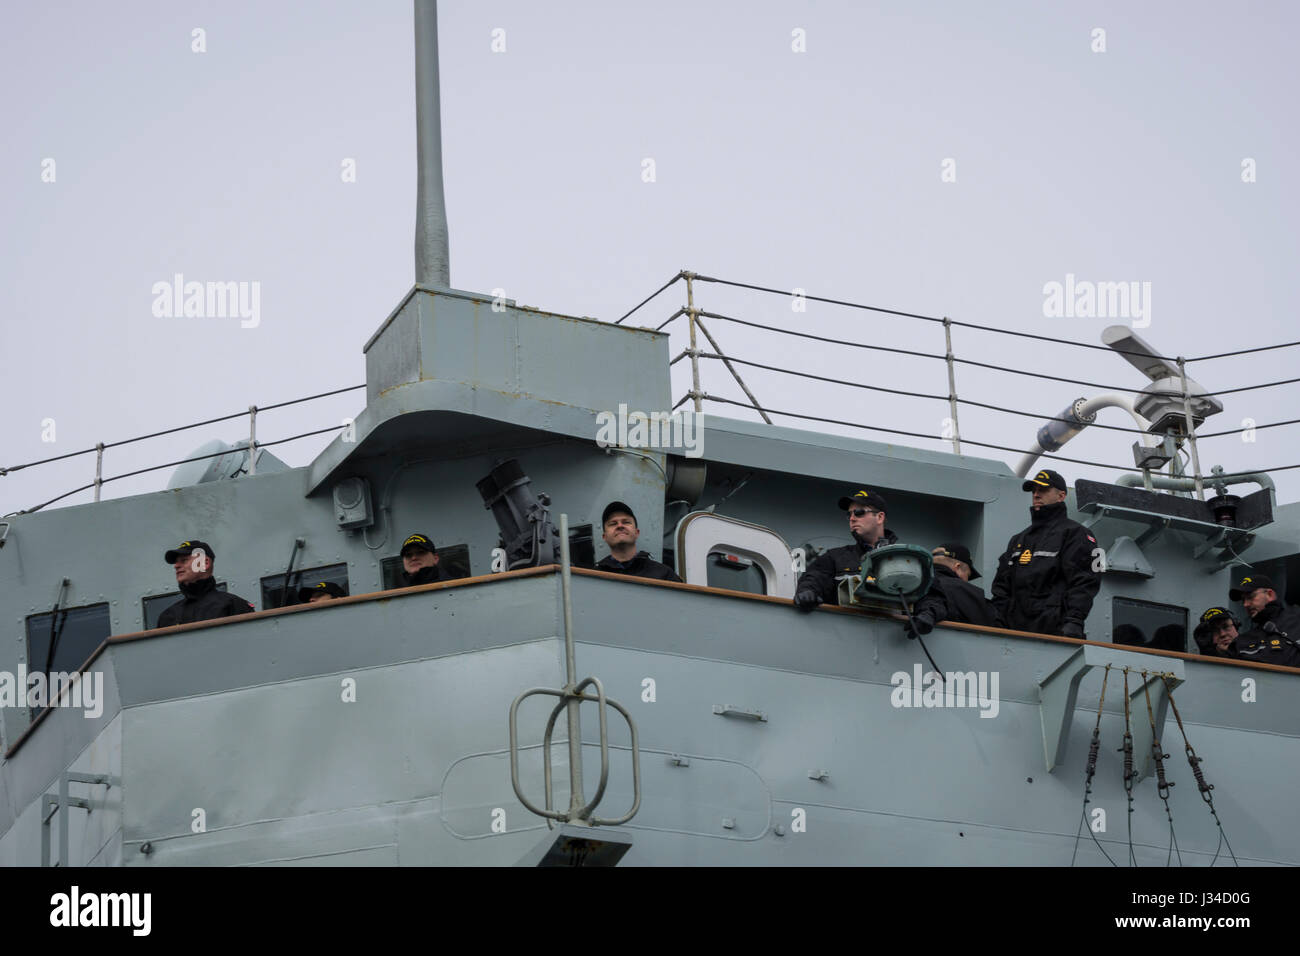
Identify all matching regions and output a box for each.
[793,588,822,610]
[1061,620,1086,639]
[904,611,936,640]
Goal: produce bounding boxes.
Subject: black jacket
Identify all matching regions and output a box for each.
[156,577,255,629]
[596,551,682,582]
[1233,601,1300,668]
[402,564,446,587]
[991,502,1100,636]
[796,529,900,605]
[915,564,1001,628]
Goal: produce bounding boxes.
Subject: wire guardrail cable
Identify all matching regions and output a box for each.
[664,304,1300,399]
[614,271,685,325]
[698,395,1146,471]
[696,394,1300,476]
[5,424,348,517]
[688,272,1199,364]
[690,352,1154,435]
[0,385,365,478]
[690,309,947,362]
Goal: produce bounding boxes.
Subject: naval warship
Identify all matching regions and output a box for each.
[2,3,1297,868]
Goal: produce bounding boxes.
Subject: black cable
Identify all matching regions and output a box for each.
[691,352,1154,435]
[8,425,348,516]
[656,308,685,332]
[690,272,1185,363]
[668,306,1300,398]
[1197,417,1300,439]
[899,596,944,683]
[692,274,946,324]
[0,385,365,476]
[1188,340,1300,362]
[953,356,1149,394]
[699,395,1148,472]
[1201,376,1300,398]
[615,271,684,325]
[692,309,946,361]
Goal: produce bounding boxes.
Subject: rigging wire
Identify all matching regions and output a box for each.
[1072,664,1118,867]
[1121,668,1138,867]
[1141,670,1182,867]
[1162,676,1238,867]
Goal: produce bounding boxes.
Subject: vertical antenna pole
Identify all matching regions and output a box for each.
[414,0,451,288]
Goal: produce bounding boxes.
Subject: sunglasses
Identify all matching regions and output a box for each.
[848,508,878,518]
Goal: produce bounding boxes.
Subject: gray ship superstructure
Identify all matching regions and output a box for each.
[1,1,1296,867]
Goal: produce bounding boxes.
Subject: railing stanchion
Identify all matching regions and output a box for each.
[93,443,104,502]
[1177,357,1205,499]
[943,317,962,454]
[684,272,703,413]
[248,405,258,476]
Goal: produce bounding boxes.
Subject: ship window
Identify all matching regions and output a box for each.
[381,543,471,589]
[568,524,595,569]
[1111,597,1187,653]
[260,563,350,608]
[25,603,112,718]
[706,550,768,595]
[143,583,227,631]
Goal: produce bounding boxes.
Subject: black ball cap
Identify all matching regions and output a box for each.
[299,581,347,602]
[838,489,888,513]
[1022,469,1067,492]
[602,501,636,526]
[400,533,436,556]
[932,542,980,580]
[1199,606,1233,625]
[1229,573,1274,602]
[164,540,214,564]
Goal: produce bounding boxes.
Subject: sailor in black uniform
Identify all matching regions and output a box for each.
[156,540,255,628]
[794,489,898,609]
[595,502,682,582]
[1229,574,1300,668]
[299,581,347,603]
[907,543,1000,635]
[400,533,446,586]
[1193,606,1240,658]
[991,469,1100,638]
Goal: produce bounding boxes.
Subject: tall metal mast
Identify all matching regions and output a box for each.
[413,0,451,288]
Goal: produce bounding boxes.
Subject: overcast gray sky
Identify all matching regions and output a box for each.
[3,1,1298,516]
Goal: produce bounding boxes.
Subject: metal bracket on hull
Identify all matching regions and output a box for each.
[1038,645,1184,782]
[40,772,111,867]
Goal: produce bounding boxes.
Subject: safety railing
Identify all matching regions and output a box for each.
[617,270,1300,495]
[1,385,365,517]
